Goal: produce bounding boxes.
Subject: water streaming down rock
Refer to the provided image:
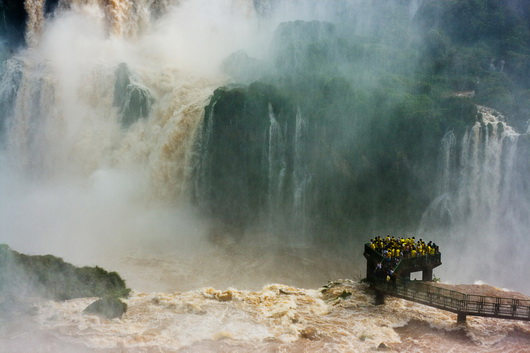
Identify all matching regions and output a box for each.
[422,106,527,231]
[4,57,58,174]
[0,1,529,351]
[192,84,316,239]
[55,0,173,37]
[24,0,46,46]
[0,58,23,137]
[292,107,311,234]
[421,107,529,230]
[113,62,154,127]
[419,106,529,289]
[267,103,286,222]
[0,0,236,199]
[438,130,456,195]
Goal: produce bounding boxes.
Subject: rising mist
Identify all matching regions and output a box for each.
[0,0,529,294]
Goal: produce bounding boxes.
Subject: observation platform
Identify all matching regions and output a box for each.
[363,243,530,323]
[363,243,442,282]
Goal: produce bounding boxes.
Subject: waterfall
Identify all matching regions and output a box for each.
[192,98,217,208]
[438,130,455,195]
[293,106,310,232]
[24,0,46,46]
[267,103,286,217]
[419,106,529,289]
[54,0,170,37]
[421,106,527,232]
[0,58,23,134]
[4,57,58,174]
[0,0,260,200]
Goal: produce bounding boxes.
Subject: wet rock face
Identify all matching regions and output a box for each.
[0,244,130,300]
[113,63,154,127]
[83,296,127,319]
[0,0,60,45]
[0,57,23,137]
[0,0,27,44]
[193,82,294,229]
[44,0,59,15]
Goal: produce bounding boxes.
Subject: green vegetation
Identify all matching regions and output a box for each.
[194,0,529,240]
[415,0,530,131]
[0,244,130,300]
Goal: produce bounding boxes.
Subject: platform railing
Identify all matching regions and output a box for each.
[373,280,530,321]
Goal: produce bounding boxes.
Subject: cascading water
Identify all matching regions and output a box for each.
[24,0,45,46]
[0,0,266,266]
[292,107,311,233]
[420,106,529,289]
[438,130,456,196]
[0,58,23,135]
[0,0,261,199]
[267,103,286,219]
[1,1,529,352]
[417,130,456,230]
[424,106,524,229]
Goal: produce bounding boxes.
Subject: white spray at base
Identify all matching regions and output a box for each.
[15,280,529,352]
[0,0,265,262]
[420,106,530,292]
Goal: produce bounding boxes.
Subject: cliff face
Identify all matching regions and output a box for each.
[0,0,27,44]
[192,0,530,241]
[192,19,479,240]
[0,0,59,45]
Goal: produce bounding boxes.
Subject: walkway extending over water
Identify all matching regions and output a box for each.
[373,280,530,323]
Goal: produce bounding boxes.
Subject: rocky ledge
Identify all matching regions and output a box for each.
[0,244,130,318]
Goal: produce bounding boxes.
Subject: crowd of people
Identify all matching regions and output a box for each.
[370,235,440,285]
[369,235,440,259]
[368,235,440,283]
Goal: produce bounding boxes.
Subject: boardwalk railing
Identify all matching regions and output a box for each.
[373,280,530,321]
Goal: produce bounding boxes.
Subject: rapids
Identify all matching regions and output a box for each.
[2,279,530,352]
[0,1,529,352]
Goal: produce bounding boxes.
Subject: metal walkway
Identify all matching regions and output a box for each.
[373,280,530,323]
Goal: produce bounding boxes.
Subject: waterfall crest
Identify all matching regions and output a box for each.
[0,0,269,199]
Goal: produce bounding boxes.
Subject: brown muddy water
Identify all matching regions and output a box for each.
[1,247,529,353]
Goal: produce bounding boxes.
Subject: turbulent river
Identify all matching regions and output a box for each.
[0,0,529,352]
[2,273,530,352]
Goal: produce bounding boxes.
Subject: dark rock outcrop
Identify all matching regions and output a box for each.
[192,17,486,241]
[83,296,127,319]
[113,63,154,127]
[0,0,60,46]
[0,244,130,300]
[0,0,27,45]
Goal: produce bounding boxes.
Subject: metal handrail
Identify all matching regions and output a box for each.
[373,280,530,320]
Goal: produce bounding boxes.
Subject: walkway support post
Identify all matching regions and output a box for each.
[422,268,433,281]
[366,259,376,281]
[375,290,385,305]
[457,312,467,324]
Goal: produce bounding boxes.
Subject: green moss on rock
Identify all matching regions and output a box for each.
[0,244,130,301]
[83,296,127,319]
